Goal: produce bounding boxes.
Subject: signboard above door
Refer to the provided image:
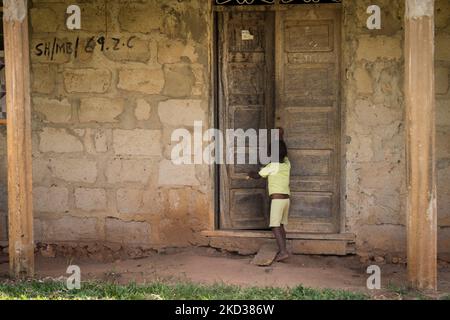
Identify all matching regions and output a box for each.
[215,0,341,5]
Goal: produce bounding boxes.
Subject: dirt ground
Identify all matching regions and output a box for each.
[1,247,450,299]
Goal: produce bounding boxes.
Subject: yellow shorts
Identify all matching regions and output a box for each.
[269,199,290,228]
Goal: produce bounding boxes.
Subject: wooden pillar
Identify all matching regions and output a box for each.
[405,0,437,291]
[3,0,34,277]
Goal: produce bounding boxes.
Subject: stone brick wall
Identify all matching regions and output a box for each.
[435,0,450,258]
[0,127,6,243]
[343,0,407,256]
[25,0,212,251]
[343,0,450,257]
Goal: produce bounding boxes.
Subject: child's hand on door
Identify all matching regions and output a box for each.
[247,171,260,180]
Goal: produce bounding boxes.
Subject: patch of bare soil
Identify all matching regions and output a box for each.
[1,247,449,299]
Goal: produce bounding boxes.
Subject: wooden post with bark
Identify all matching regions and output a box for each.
[3,0,34,277]
[405,0,437,291]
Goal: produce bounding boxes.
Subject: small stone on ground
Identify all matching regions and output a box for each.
[251,243,278,267]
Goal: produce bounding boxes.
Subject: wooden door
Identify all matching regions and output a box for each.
[275,6,341,233]
[218,11,275,229]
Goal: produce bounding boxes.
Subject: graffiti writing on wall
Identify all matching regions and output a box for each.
[34,36,137,61]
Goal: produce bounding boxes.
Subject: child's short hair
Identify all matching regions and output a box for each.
[269,128,288,163]
[278,140,288,163]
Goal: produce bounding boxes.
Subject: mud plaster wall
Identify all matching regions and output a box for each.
[435,0,450,257]
[0,0,213,251]
[343,0,450,257]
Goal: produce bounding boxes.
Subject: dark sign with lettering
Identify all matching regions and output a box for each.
[215,0,341,5]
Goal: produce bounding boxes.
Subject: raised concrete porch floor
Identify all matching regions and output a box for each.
[201,231,356,256]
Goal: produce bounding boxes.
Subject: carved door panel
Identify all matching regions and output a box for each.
[275,7,341,233]
[218,11,275,229]
[217,6,341,232]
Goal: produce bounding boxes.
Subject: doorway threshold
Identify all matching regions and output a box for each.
[202,230,355,241]
[201,230,356,256]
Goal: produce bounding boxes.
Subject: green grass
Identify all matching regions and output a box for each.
[0,280,368,300]
[385,282,450,300]
[386,283,410,296]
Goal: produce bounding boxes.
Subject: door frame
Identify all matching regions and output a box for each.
[211,2,345,233]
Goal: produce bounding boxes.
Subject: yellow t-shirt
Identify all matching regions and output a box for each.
[258,157,291,196]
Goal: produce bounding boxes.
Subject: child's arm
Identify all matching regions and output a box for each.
[247,171,261,180]
[247,163,275,180]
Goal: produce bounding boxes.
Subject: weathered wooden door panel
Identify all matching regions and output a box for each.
[275,7,341,233]
[217,5,341,232]
[218,11,275,230]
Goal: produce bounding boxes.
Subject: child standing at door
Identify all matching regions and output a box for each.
[247,128,291,262]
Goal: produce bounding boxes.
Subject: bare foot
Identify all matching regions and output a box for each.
[275,252,289,262]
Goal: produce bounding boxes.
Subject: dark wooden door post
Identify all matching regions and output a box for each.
[405,0,437,291]
[3,0,34,277]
